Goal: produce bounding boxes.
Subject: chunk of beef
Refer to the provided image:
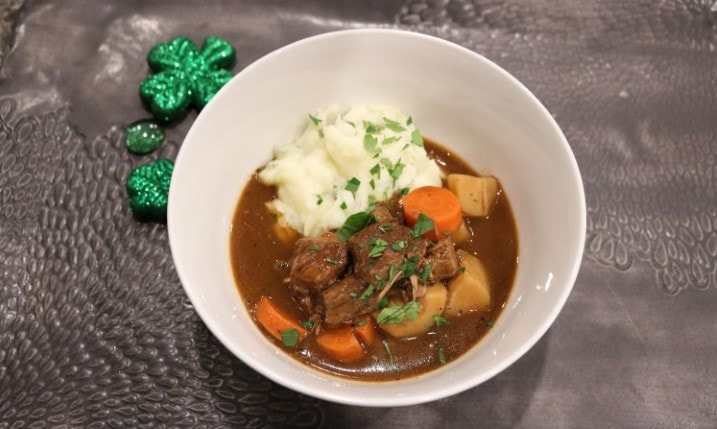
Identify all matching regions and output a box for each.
[321,275,374,326]
[289,233,348,298]
[348,221,429,284]
[425,239,459,281]
[371,205,394,224]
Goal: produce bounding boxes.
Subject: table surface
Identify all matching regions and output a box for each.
[0,0,715,427]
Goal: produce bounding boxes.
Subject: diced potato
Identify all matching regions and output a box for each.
[445,251,491,316]
[451,221,471,244]
[447,174,499,217]
[376,284,447,338]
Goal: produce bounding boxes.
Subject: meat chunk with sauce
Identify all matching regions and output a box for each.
[321,275,374,326]
[348,221,429,284]
[425,239,459,280]
[289,233,348,297]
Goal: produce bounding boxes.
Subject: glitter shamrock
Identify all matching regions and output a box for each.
[126,158,174,220]
[139,36,236,122]
[124,120,165,154]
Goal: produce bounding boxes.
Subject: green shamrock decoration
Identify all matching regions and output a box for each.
[139,36,236,122]
[126,158,174,220]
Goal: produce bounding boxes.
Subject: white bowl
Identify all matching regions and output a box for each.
[168,29,585,406]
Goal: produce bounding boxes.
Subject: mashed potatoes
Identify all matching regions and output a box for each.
[258,105,442,237]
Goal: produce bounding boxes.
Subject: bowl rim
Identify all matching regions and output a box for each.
[168,27,586,406]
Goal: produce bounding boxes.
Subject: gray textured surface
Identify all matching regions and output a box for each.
[0,0,715,427]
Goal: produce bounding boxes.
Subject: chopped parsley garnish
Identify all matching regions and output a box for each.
[436,346,446,364]
[407,116,413,125]
[383,117,406,132]
[400,187,410,196]
[367,196,377,212]
[409,213,435,238]
[383,340,394,364]
[370,163,381,178]
[345,177,361,197]
[369,178,375,190]
[356,319,367,327]
[380,158,405,185]
[377,296,389,308]
[300,320,315,330]
[324,257,339,265]
[358,284,374,300]
[382,136,399,145]
[433,315,449,327]
[376,300,421,325]
[458,266,466,273]
[391,240,408,251]
[378,224,393,234]
[306,245,320,252]
[308,114,322,126]
[419,262,433,283]
[443,230,452,236]
[486,320,495,328]
[346,120,356,128]
[397,256,420,277]
[363,134,379,154]
[316,194,323,205]
[411,129,424,147]
[281,329,299,347]
[337,211,373,241]
[363,120,382,134]
[368,237,389,258]
[340,202,347,210]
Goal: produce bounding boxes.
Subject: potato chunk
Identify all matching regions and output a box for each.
[447,174,499,217]
[451,221,471,244]
[267,206,300,243]
[445,251,491,316]
[376,284,448,338]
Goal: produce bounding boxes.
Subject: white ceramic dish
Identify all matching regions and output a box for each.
[168,29,585,406]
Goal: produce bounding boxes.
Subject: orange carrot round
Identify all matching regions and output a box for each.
[316,326,364,362]
[402,186,462,241]
[255,297,307,343]
[353,316,377,345]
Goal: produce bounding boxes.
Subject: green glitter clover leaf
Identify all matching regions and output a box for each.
[124,120,165,154]
[126,158,174,221]
[139,36,236,122]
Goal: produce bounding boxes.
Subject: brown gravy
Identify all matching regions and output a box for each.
[230,139,518,381]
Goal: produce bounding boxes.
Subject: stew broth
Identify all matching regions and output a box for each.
[230,139,518,381]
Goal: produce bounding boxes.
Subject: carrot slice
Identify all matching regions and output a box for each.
[255,297,307,343]
[402,186,462,241]
[316,326,364,362]
[354,316,377,345]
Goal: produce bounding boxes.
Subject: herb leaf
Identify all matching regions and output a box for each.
[364,121,382,134]
[377,296,389,308]
[316,194,323,205]
[376,300,421,325]
[359,284,374,300]
[409,213,435,238]
[356,319,367,327]
[300,320,315,330]
[383,117,406,132]
[337,211,373,242]
[433,314,448,327]
[340,202,347,210]
[281,329,299,347]
[437,346,446,364]
[378,224,393,234]
[411,129,424,147]
[407,116,413,125]
[324,257,339,265]
[345,177,361,197]
[368,237,389,258]
[309,114,322,126]
[397,256,420,277]
[383,340,394,364]
[307,245,320,252]
[364,134,379,154]
[369,163,381,178]
[391,240,408,251]
[419,262,433,283]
